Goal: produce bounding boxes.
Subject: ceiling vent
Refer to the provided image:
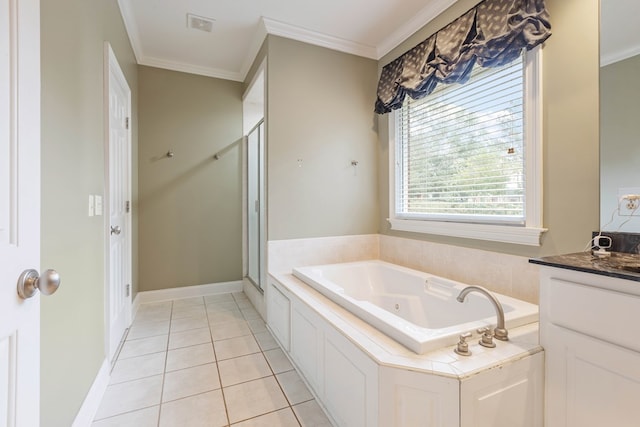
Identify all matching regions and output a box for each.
[187,13,215,33]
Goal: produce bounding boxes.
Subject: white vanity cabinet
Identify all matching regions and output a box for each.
[539,267,640,427]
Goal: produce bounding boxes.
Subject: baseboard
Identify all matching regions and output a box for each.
[132,280,244,319]
[72,358,110,427]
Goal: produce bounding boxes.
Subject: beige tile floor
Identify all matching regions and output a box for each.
[92,292,333,427]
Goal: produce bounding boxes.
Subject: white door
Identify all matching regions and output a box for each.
[0,0,46,426]
[105,44,132,363]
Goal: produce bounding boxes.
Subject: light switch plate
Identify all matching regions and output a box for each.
[94,195,103,216]
[88,195,94,217]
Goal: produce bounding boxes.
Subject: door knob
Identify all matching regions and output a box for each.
[110,225,122,235]
[17,269,61,299]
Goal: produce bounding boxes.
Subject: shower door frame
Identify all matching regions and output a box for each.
[245,120,266,291]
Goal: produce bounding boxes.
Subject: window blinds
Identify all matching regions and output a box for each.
[396,54,525,225]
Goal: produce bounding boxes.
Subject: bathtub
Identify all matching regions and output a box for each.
[292,260,538,354]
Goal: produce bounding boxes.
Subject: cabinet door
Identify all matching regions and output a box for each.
[267,281,291,351]
[461,352,543,427]
[545,324,640,427]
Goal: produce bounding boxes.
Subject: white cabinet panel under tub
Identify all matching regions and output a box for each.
[269,279,379,426]
[323,328,378,427]
[290,303,324,393]
[266,279,291,351]
[267,274,543,427]
[460,352,544,427]
[378,367,459,426]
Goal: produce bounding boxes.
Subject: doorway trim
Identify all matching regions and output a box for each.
[103,42,132,365]
[242,60,267,293]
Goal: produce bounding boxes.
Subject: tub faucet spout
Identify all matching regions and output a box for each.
[456,285,508,341]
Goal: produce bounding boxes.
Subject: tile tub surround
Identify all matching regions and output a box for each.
[93,294,332,427]
[269,234,540,304]
[268,234,380,276]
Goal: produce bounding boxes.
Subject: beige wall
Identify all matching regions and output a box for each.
[377,0,600,258]
[600,54,640,232]
[266,36,380,240]
[137,66,244,291]
[40,0,138,425]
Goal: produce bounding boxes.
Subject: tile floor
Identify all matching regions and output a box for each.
[93,292,333,427]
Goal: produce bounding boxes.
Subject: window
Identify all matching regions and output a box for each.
[389,48,546,246]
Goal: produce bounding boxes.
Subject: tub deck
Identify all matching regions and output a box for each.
[292,260,538,354]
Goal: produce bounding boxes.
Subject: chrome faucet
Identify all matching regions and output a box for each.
[456,285,509,341]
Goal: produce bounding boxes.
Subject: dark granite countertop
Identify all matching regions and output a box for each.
[530,252,640,282]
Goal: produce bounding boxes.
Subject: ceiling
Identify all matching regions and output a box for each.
[117,0,458,82]
[600,0,640,66]
[117,0,639,80]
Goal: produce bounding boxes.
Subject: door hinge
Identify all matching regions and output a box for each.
[126,284,130,297]
[125,117,130,130]
[125,200,130,213]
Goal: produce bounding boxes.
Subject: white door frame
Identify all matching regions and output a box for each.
[103,43,132,364]
[242,60,267,291]
[245,120,265,289]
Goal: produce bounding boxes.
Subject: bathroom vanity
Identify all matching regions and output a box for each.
[531,252,640,427]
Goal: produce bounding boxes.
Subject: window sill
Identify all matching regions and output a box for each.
[387,218,547,246]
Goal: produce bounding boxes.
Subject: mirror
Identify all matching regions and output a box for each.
[600,0,640,233]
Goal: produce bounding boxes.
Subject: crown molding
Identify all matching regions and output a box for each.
[262,17,378,60]
[117,0,457,82]
[117,0,143,63]
[118,0,243,81]
[376,0,458,60]
[239,19,269,81]
[601,43,640,67]
[139,56,244,82]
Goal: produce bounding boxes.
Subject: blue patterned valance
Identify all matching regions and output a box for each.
[374,0,551,114]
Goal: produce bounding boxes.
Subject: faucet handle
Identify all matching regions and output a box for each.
[454,332,472,356]
[477,327,496,348]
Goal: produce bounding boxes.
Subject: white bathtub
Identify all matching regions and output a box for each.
[292,260,538,354]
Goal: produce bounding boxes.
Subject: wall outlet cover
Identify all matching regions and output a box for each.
[618,187,640,216]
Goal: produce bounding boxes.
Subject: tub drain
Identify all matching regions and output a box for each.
[394,303,400,311]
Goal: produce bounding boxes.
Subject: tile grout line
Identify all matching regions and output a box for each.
[205,296,233,427]
[155,299,173,427]
[103,295,317,426]
[258,329,303,427]
[94,302,171,424]
[239,294,303,427]
[221,293,292,425]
